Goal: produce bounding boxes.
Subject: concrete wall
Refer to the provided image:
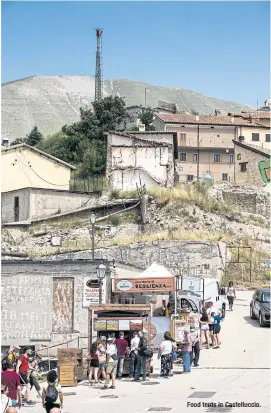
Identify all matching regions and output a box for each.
[234,145,270,187]
[1,260,111,353]
[107,133,174,190]
[175,150,234,183]
[1,146,72,193]
[1,188,100,223]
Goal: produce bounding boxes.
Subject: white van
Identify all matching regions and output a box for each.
[177,276,227,318]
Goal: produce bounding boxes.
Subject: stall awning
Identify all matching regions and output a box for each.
[136,263,175,278]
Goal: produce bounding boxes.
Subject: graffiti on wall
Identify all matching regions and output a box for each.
[258,159,271,187]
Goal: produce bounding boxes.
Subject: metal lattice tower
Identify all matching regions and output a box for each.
[94,28,103,102]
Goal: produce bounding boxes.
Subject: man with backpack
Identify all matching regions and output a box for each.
[133,330,148,382]
[16,348,35,406]
[2,346,20,373]
[42,370,63,413]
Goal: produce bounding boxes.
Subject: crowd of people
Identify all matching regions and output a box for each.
[1,346,63,413]
[1,283,235,412]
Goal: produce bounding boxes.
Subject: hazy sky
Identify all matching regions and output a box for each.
[2,1,270,107]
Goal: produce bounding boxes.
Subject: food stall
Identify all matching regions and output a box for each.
[88,304,153,376]
[171,292,200,344]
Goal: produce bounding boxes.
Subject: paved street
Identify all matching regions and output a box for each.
[23,290,270,413]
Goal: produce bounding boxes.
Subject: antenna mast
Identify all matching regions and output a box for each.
[94,28,103,102]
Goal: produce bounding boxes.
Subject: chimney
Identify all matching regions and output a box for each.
[238,136,245,142]
[2,138,10,147]
[215,109,221,116]
[195,114,199,121]
[231,117,235,124]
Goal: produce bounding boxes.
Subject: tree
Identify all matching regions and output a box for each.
[10,138,25,146]
[138,107,155,131]
[25,126,43,146]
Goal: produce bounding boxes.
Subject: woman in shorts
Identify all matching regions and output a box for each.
[200,309,210,349]
[88,341,100,386]
[97,337,107,383]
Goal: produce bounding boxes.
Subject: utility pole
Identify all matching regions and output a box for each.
[94,28,103,102]
[197,124,200,181]
[145,88,147,107]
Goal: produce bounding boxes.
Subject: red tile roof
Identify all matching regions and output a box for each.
[238,111,271,120]
[155,113,266,127]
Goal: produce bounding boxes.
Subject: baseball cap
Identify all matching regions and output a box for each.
[100,336,106,341]
[13,344,21,350]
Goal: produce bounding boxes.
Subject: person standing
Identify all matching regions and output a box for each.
[115,332,128,379]
[1,361,22,409]
[181,327,192,373]
[88,341,100,386]
[102,337,117,390]
[129,331,140,379]
[212,312,222,348]
[189,326,200,367]
[226,281,236,311]
[42,370,63,413]
[97,337,107,383]
[133,331,148,382]
[159,332,173,378]
[16,348,35,406]
[29,353,43,398]
[200,309,210,349]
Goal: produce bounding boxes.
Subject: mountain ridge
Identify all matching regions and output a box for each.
[2,75,253,142]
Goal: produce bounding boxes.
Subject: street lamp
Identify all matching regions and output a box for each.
[90,212,96,260]
[97,263,106,304]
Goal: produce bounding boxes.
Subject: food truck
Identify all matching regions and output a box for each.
[88,304,153,376]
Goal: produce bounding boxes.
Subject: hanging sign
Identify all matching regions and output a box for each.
[83,277,106,307]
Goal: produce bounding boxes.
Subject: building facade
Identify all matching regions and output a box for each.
[1,143,76,193]
[233,140,271,188]
[154,113,270,183]
[1,260,111,354]
[106,132,175,190]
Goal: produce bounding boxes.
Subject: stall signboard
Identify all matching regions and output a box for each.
[94,319,107,331]
[83,277,106,307]
[113,278,175,293]
[107,320,119,331]
[130,320,143,330]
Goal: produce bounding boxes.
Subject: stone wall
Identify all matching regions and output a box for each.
[1,260,111,355]
[51,240,226,279]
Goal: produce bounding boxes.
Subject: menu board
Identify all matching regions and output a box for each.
[130,320,143,330]
[107,320,119,331]
[119,320,130,331]
[94,319,106,331]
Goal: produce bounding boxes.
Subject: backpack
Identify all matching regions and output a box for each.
[45,384,58,403]
[2,353,16,371]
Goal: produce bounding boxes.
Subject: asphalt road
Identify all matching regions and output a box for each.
[22,290,270,413]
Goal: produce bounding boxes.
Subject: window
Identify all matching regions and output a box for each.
[193,154,198,162]
[266,134,270,142]
[229,154,234,164]
[178,133,186,146]
[252,133,260,141]
[179,153,187,162]
[214,154,221,163]
[187,175,194,182]
[240,162,247,172]
[222,173,228,181]
[237,153,241,160]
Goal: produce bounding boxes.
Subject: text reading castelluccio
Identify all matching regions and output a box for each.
[187,402,261,408]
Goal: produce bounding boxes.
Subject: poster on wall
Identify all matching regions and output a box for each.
[94,319,107,331]
[119,319,130,331]
[107,320,119,331]
[130,320,143,330]
[83,277,106,307]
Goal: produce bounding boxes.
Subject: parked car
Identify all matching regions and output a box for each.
[250,287,271,327]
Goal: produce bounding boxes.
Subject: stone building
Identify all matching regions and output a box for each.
[106,131,175,190]
[233,140,271,188]
[1,260,111,354]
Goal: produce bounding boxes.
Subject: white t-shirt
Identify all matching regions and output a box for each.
[227,286,235,297]
[131,336,140,353]
[160,340,173,355]
[106,343,117,362]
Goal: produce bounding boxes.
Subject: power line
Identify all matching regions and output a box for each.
[17,157,69,187]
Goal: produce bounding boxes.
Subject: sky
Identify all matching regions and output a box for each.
[1,1,270,107]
